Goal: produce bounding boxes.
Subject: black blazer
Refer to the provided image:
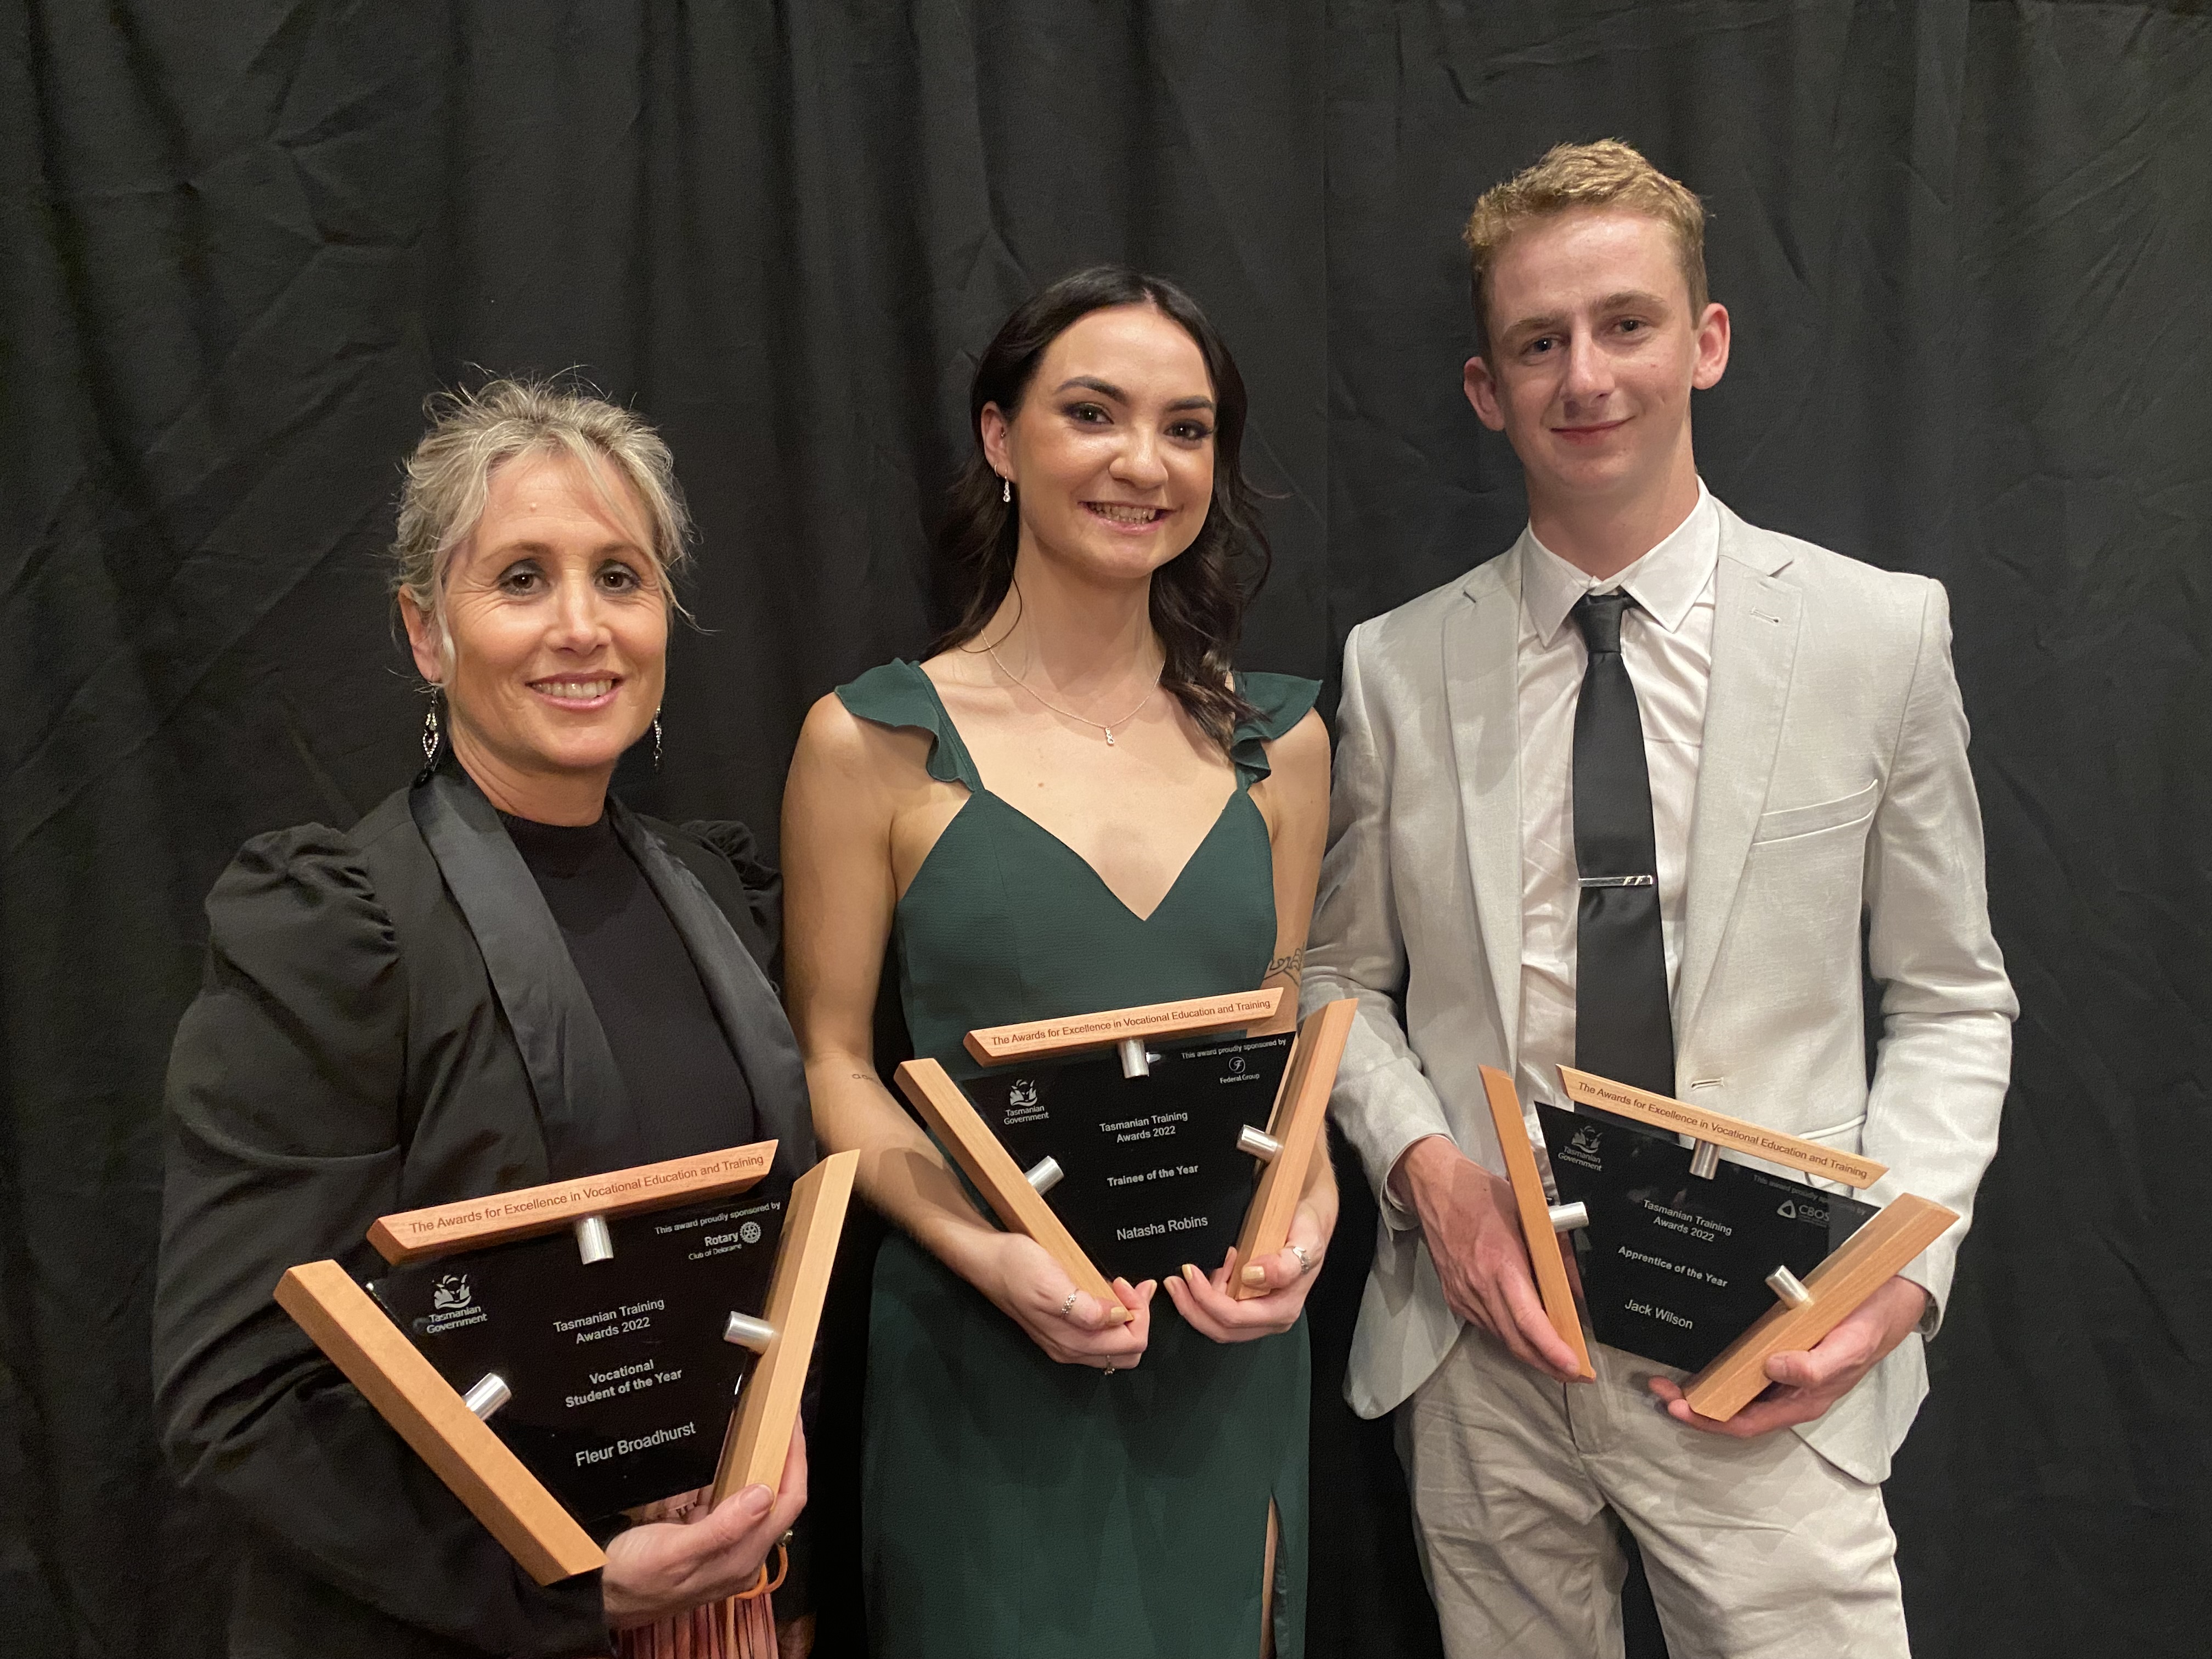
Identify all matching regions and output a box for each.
[153,770,816,1659]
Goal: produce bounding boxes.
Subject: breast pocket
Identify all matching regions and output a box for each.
[1751,780,1879,845]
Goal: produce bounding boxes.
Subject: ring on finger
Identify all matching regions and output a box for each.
[1287,1242,1313,1277]
[1059,1291,1079,1317]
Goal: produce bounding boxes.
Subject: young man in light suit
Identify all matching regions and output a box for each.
[1306,142,2017,1657]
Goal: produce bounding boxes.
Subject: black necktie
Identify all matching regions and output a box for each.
[1568,590,1677,1099]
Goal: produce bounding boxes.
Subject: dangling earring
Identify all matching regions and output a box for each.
[652,714,663,772]
[414,685,446,787]
[1002,477,1011,504]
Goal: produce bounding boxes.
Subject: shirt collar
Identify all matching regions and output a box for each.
[1520,481,1718,648]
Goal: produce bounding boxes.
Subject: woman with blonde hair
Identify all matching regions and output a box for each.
[156,380,816,1658]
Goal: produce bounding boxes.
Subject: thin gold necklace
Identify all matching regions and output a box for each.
[984,640,1161,746]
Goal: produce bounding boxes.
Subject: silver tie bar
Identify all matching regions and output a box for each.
[1578,874,1656,889]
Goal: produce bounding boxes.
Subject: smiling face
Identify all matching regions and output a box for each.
[402,448,668,822]
[1465,206,1729,522]
[979,303,1217,587]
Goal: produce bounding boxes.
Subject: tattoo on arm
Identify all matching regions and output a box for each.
[1265,946,1305,983]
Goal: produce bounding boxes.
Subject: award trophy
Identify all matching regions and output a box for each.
[274,1142,857,1583]
[1485,1065,1959,1420]
[893,990,1356,1302]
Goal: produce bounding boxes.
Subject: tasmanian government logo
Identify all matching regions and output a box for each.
[740,1221,763,1245]
[421,1272,489,1337]
[1008,1080,1039,1110]
[1559,1121,1606,1172]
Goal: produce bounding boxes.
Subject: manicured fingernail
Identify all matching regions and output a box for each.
[1241,1264,1267,1285]
[1184,1264,1204,1285]
[739,1484,772,1517]
[1109,1307,1132,1323]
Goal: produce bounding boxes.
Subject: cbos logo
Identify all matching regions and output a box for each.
[740,1221,763,1245]
[432,1274,473,1313]
[1777,1198,1830,1224]
[1008,1080,1039,1110]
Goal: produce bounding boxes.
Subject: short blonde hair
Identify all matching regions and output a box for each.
[1463,140,1708,359]
[391,377,692,652]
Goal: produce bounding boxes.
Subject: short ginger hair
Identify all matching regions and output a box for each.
[1463,140,1708,360]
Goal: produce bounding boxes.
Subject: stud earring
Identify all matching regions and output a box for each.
[1002,477,1011,504]
[652,714,663,772]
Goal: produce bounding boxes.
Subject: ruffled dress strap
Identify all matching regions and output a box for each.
[1228,670,1321,788]
[835,660,984,792]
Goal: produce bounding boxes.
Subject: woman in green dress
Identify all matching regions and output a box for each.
[782,268,1335,1657]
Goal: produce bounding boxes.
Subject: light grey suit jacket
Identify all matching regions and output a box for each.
[1306,500,2017,1482]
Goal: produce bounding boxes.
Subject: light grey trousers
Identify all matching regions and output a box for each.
[1396,1324,1910,1659]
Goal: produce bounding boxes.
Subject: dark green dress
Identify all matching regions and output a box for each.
[839,660,1319,1659]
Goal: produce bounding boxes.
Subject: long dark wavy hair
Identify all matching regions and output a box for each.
[934,266,1272,749]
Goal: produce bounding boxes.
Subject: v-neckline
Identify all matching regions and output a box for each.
[902,673,1251,925]
[974,787,1246,924]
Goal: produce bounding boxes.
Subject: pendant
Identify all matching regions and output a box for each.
[1105,729,1116,746]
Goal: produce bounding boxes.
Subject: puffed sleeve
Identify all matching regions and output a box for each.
[153,826,612,1656]
[679,818,781,966]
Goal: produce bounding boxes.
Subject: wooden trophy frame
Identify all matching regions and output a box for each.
[1480,1065,1596,1381]
[274,1141,857,1583]
[1486,1066,1959,1421]
[894,989,1356,1307]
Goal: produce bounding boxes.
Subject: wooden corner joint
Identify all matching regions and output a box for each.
[273,1261,603,1584]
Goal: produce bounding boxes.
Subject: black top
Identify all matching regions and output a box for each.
[501,811,758,1163]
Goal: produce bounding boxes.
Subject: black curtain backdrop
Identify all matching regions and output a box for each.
[3,3,2205,1656]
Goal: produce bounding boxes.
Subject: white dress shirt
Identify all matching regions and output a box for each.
[1513,484,1718,1114]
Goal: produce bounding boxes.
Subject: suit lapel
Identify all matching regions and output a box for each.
[410,768,640,1179]
[1444,552,1526,1055]
[613,804,817,1187]
[1677,513,1801,1036]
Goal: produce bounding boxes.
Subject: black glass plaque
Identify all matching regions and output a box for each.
[963,1033,1294,1285]
[1535,1104,1876,1373]
[367,1183,787,1521]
